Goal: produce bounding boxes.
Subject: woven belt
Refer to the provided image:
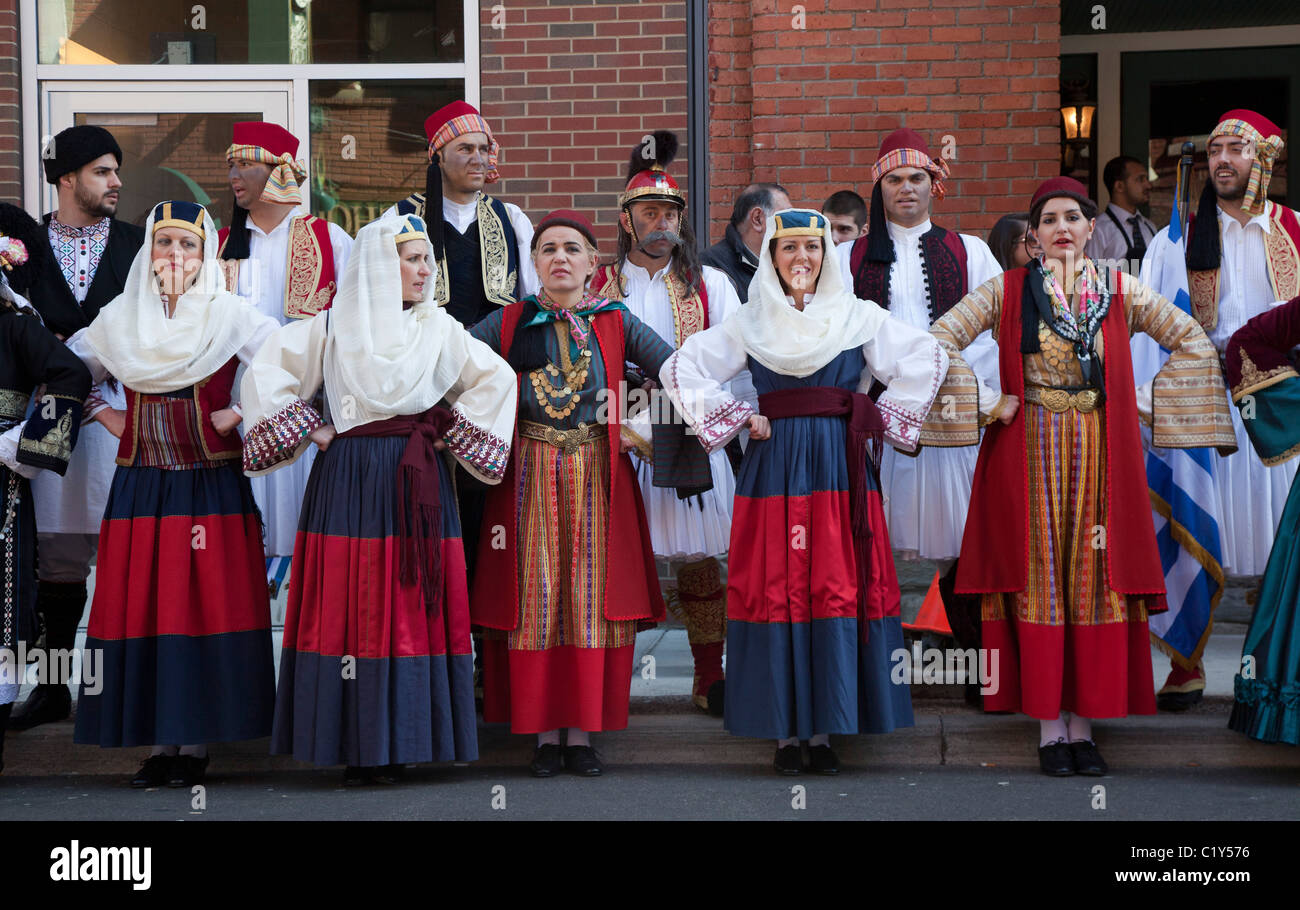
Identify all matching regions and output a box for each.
[1023,386,1102,413]
[519,420,602,454]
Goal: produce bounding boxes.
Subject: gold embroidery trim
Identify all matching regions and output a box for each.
[285,216,328,320]
[18,410,72,460]
[478,195,516,308]
[1230,349,1299,401]
[1264,204,1300,302]
[0,389,30,422]
[664,271,706,348]
[193,373,241,463]
[1188,268,1220,335]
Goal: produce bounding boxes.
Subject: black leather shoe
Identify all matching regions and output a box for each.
[705,680,725,718]
[529,743,564,778]
[774,744,803,775]
[343,765,368,787]
[371,763,405,785]
[7,684,71,731]
[1157,689,1203,712]
[130,754,173,789]
[167,754,209,788]
[1038,739,1075,776]
[1069,739,1108,776]
[808,744,840,775]
[564,745,603,777]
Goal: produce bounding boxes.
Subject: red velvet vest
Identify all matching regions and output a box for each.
[470,303,666,630]
[116,358,243,467]
[849,225,968,322]
[955,268,1165,598]
[217,214,338,319]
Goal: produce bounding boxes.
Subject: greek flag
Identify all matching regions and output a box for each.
[1133,179,1224,667]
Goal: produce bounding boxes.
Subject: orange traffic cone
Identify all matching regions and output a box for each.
[903,570,952,636]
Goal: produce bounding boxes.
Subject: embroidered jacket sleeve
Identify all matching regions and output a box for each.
[0,314,91,477]
[660,321,754,455]
[1225,294,1300,464]
[238,313,328,476]
[440,326,517,485]
[861,311,949,452]
[617,312,673,459]
[1124,272,1236,451]
[921,274,1005,446]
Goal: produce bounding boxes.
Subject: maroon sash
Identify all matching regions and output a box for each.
[338,406,454,614]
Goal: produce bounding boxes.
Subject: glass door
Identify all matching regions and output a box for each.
[38,82,293,227]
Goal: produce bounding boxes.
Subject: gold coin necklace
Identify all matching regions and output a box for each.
[530,319,591,420]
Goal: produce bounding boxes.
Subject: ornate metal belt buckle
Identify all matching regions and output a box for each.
[1040,388,1070,412]
[1076,390,1100,412]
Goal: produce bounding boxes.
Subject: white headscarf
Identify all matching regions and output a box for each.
[726,207,887,378]
[82,204,270,393]
[322,215,469,433]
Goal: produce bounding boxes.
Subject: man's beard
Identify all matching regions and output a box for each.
[1213,169,1248,202]
[75,180,117,218]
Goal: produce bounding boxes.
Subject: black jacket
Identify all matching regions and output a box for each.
[700,222,760,304]
[15,215,145,338]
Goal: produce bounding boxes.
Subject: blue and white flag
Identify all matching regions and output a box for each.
[1133,172,1224,667]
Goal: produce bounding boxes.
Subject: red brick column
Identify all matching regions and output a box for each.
[479,1,691,253]
[0,0,21,204]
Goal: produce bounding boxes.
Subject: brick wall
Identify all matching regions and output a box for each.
[707,0,1062,242]
[479,0,690,254]
[0,0,20,204]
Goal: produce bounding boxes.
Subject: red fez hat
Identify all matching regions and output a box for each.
[1030,176,1094,212]
[424,100,486,144]
[533,209,598,250]
[877,127,934,161]
[1215,109,1283,140]
[230,121,299,159]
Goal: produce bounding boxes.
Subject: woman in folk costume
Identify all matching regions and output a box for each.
[921,178,1235,776]
[240,214,516,785]
[0,212,92,774]
[469,210,709,778]
[1223,296,1300,745]
[67,201,281,788]
[663,209,948,775]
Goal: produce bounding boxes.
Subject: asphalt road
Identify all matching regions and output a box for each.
[2,763,1296,821]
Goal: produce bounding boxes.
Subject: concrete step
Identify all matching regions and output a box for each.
[5,702,1295,779]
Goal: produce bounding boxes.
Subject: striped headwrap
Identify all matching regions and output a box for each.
[870,146,951,200]
[427,110,500,183]
[225,143,308,205]
[1210,109,1285,216]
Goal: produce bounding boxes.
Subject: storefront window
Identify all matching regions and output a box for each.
[308,79,463,235]
[74,111,260,228]
[39,0,465,65]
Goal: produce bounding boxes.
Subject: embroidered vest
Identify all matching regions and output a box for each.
[849,225,969,323]
[116,359,243,468]
[590,263,709,349]
[1186,201,1300,334]
[397,192,521,312]
[217,214,338,320]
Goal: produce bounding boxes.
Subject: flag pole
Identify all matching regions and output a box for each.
[1176,140,1195,242]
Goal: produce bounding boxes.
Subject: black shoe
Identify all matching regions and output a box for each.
[529,743,564,778]
[1069,739,1108,776]
[564,745,603,777]
[774,744,803,775]
[130,754,173,789]
[808,743,840,775]
[342,765,369,787]
[705,679,725,718]
[7,684,71,731]
[371,763,405,785]
[167,754,209,788]
[1157,689,1203,712]
[1038,739,1075,776]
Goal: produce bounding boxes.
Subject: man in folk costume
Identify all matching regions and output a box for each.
[6,125,144,732]
[218,121,353,570]
[383,100,537,609]
[384,100,538,327]
[591,130,744,714]
[838,128,1002,567]
[1140,109,1300,708]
